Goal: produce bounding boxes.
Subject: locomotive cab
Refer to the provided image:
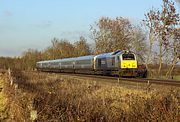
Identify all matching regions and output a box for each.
[120,52,137,69]
[119,51,138,77]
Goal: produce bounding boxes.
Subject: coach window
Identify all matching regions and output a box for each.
[117,56,120,61]
[112,57,115,66]
[98,59,101,67]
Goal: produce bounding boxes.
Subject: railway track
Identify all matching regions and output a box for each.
[1,69,179,87]
[119,77,180,87]
[49,72,180,87]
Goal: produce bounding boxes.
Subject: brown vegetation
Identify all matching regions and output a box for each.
[144,0,180,78]
[1,70,179,121]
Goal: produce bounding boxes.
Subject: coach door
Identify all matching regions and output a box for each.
[97,58,107,69]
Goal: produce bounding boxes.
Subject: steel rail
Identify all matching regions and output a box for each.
[50,72,180,87]
[118,78,180,87]
[20,71,180,87]
[2,69,179,87]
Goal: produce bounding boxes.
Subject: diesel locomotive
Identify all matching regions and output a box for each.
[36,50,147,77]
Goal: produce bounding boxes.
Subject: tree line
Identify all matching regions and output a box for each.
[0,0,179,78]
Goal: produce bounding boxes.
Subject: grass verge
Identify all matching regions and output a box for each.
[3,71,180,121]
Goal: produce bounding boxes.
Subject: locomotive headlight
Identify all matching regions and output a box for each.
[123,62,127,68]
[132,63,135,67]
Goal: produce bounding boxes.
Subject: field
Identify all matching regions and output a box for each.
[174,75,180,81]
[0,70,179,121]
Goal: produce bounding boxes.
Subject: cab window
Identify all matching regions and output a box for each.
[122,54,135,60]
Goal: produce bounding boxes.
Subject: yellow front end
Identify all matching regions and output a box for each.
[121,60,137,69]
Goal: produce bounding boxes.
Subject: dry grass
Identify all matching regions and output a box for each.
[2,70,180,121]
[0,74,8,121]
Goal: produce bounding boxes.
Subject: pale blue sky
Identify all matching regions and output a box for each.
[0,0,179,57]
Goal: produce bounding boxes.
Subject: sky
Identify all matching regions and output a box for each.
[0,0,179,57]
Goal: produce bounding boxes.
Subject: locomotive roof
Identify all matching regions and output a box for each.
[95,52,113,58]
[95,50,127,58]
[76,55,94,60]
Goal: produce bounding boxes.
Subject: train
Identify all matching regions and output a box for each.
[36,50,147,78]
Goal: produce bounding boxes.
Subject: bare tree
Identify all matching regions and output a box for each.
[74,36,91,56]
[91,17,133,54]
[131,26,148,63]
[42,38,75,60]
[165,28,180,78]
[22,49,42,70]
[144,0,179,78]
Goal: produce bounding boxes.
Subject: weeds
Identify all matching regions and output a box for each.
[2,70,180,121]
